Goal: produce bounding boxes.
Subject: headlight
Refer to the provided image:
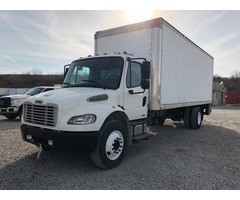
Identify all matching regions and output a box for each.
[11,99,20,106]
[67,114,96,125]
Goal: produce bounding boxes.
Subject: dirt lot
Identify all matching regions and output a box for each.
[0,105,240,190]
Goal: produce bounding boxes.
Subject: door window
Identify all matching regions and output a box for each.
[126,62,142,88]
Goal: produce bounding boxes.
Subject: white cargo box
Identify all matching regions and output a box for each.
[95,18,214,110]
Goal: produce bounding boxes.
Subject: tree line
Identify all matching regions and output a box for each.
[0,74,64,88]
[0,70,239,93]
[214,70,240,93]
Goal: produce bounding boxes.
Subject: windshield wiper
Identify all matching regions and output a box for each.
[82,80,107,89]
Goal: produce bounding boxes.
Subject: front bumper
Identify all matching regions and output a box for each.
[21,124,100,152]
[0,106,19,114]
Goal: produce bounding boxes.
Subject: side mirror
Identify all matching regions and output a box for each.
[141,79,150,90]
[142,61,150,80]
[64,64,70,78]
[142,61,150,89]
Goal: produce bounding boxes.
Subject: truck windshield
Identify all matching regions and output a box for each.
[62,57,124,89]
[25,88,44,96]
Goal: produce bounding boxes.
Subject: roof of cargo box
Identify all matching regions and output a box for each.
[95,17,213,59]
[95,17,164,39]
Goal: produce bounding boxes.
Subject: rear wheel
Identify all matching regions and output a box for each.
[206,104,212,115]
[190,107,202,129]
[91,120,127,169]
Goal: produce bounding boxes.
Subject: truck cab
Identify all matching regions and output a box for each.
[63,55,150,120]
[21,54,150,169]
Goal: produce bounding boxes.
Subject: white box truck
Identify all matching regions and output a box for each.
[21,18,213,169]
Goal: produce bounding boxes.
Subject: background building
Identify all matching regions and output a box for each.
[226,93,240,104]
[212,81,227,105]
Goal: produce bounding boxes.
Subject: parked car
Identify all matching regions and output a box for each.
[0,86,59,119]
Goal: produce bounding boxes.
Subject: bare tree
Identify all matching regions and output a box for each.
[231,70,240,81]
[24,68,43,75]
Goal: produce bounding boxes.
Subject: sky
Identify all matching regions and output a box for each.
[1,8,240,77]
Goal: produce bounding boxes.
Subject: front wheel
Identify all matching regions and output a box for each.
[5,114,18,119]
[18,107,23,120]
[91,120,127,169]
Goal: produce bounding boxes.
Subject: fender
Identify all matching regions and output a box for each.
[57,101,127,132]
[104,110,132,146]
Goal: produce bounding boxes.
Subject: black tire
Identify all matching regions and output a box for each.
[183,107,192,128]
[18,107,23,120]
[90,120,127,169]
[5,114,18,119]
[206,104,212,115]
[190,107,202,129]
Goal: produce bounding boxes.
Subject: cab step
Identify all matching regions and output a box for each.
[132,133,152,141]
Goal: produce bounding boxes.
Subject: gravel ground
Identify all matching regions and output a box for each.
[0,105,240,190]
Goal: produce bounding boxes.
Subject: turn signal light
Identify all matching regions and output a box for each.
[26,135,32,140]
[48,140,53,146]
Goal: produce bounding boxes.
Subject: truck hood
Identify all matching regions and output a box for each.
[23,87,121,131]
[3,94,30,100]
[26,87,119,106]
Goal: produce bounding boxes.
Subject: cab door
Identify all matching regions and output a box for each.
[123,61,148,121]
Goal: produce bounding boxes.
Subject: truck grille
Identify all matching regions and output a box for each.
[23,103,58,127]
[0,97,11,108]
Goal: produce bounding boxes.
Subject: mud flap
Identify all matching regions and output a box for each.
[37,143,42,159]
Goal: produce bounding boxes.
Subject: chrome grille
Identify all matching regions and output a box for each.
[23,103,58,127]
[0,97,11,108]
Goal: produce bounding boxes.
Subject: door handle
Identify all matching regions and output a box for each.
[128,89,145,95]
[128,90,134,94]
[142,96,147,107]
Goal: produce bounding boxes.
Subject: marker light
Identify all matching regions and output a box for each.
[26,135,32,140]
[48,140,53,146]
[11,99,20,106]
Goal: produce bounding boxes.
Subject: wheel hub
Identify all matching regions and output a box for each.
[112,138,120,150]
[105,131,124,160]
